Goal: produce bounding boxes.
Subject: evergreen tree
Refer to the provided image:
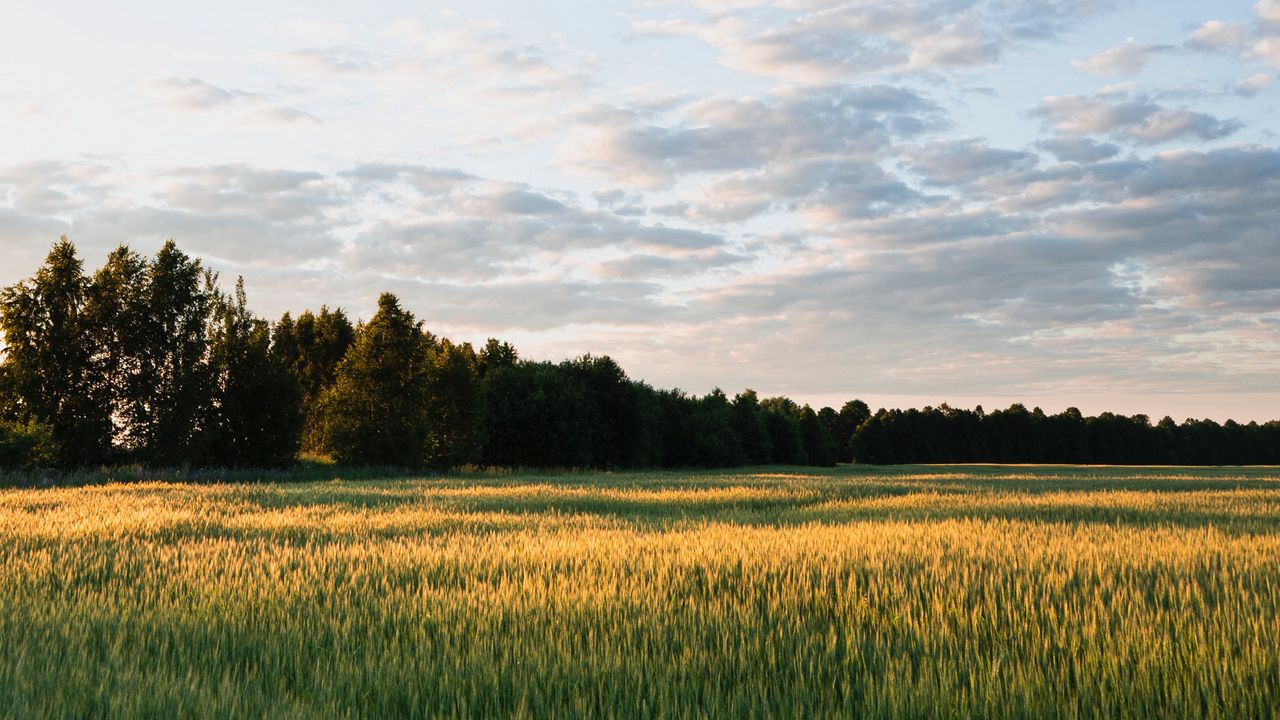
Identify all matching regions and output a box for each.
[480,361,598,468]
[761,399,807,465]
[318,293,433,467]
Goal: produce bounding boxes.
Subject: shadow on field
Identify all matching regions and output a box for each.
[180,469,1280,540]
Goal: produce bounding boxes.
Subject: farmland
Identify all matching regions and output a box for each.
[1,465,1279,718]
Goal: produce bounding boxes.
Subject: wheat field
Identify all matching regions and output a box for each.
[1,465,1278,718]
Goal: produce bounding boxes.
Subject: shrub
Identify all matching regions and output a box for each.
[0,420,57,469]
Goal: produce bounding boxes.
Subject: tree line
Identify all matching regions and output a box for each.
[853,404,1280,466]
[0,239,861,471]
[1,239,1276,471]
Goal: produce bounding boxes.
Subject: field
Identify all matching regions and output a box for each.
[1,465,1279,718]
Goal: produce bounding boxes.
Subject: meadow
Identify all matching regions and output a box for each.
[1,464,1278,718]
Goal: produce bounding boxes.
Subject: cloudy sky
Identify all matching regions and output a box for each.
[2,0,1279,421]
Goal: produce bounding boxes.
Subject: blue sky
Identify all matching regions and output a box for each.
[2,0,1278,420]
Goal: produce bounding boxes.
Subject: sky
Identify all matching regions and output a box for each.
[1,0,1278,422]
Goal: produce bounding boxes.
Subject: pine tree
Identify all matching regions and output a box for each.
[318,293,433,467]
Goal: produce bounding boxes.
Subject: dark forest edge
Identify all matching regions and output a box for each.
[2,238,1278,476]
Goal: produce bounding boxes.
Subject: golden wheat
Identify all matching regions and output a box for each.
[1,466,1277,718]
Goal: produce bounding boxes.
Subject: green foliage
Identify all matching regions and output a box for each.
[205,278,303,467]
[732,390,773,465]
[84,245,150,457]
[319,294,435,467]
[832,399,871,462]
[0,238,113,465]
[131,240,215,465]
[851,404,1280,465]
[477,338,518,377]
[761,402,807,465]
[423,339,481,469]
[799,405,838,467]
[4,236,1277,471]
[273,306,355,452]
[480,361,600,468]
[0,419,56,469]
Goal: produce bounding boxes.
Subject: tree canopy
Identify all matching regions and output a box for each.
[2,238,1276,471]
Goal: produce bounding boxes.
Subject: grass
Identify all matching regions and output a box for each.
[1,464,1278,718]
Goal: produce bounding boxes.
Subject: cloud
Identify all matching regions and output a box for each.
[1187,2,1280,67]
[634,0,1119,81]
[902,138,1039,186]
[1187,20,1253,53]
[1235,73,1275,96]
[1033,93,1243,144]
[1038,136,1122,163]
[1073,38,1174,76]
[140,77,319,126]
[559,84,946,207]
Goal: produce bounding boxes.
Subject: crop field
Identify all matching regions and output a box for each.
[1,465,1279,718]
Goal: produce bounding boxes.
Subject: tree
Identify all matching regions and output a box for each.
[0,238,112,465]
[84,245,150,457]
[274,306,355,452]
[0,420,57,470]
[423,339,481,469]
[129,240,214,465]
[205,278,303,467]
[833,399,871,462]
[477,338,518,378]
[480,361,598,468]
[760,398,807,465]
[799,405,838,467]
[318,293,433,467]
[732,390,773,465]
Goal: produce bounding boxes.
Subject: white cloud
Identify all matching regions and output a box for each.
[1073,38,1173,76]
[140,77,319,126]
[1235,73,1275,96]
[634,0,1119,81]
[1033,93,1242,144]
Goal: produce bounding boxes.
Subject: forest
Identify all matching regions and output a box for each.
[2,238,1277,471]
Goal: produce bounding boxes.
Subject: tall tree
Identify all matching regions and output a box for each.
[84,245,149,457]
[274,306,355,452]
[833,399,871,462]
[205,278,303,467]
[477,338,518,378]
[423,339,480,469]
[799,405,838,467]
[318,293,433,467]
[131,240,214,465]
[732,390,773,465]
[0,238,112,465]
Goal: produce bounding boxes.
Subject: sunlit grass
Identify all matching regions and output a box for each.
[1,466,1278,718]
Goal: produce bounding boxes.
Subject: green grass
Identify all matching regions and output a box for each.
[1,465,1279,718]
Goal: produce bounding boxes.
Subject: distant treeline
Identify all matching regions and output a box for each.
[853,405,1280,466]
[1,239,1277,471]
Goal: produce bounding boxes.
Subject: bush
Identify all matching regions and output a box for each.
[0,420,57,469]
